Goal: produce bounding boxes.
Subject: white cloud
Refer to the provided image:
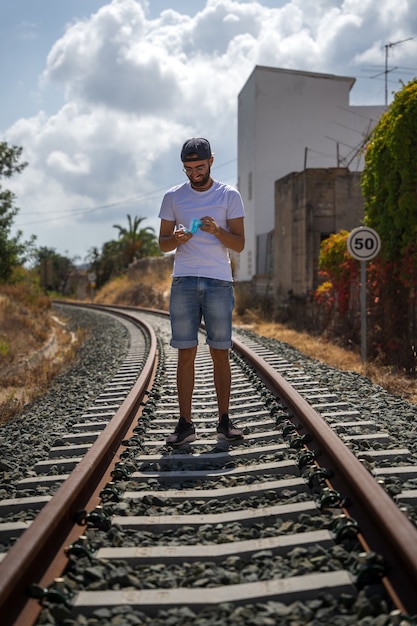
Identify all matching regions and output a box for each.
[4,0,416,260]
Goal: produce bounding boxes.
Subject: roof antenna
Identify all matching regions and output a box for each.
[384,37,414,107]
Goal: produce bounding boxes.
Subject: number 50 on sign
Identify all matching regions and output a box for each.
[347,226,381,262]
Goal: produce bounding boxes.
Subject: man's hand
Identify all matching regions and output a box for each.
[174,227,193,245]
[200,216,220,235]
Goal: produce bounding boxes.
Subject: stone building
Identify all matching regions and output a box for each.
[236,65,384,284]
[272,168,364,304]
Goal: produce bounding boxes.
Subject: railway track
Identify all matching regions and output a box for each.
[1,303,417,625]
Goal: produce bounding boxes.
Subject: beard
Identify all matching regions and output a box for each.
[189,167,211,190]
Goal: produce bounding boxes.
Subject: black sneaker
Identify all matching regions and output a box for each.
[216,414,244,441]
[166,417,196,446]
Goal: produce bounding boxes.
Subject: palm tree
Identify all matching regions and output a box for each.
[112,215,159,267]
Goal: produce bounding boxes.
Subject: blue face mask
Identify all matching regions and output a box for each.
[179,218,202,234]
[189,218,203,233]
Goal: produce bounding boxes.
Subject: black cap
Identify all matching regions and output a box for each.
[181,138,212,162]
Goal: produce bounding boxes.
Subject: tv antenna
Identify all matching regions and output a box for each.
[384,37,414,106]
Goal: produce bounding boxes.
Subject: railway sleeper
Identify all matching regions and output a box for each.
[70,570,355,617]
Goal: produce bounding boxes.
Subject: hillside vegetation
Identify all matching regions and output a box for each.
[1,260,416,424]
[0,281,81,424]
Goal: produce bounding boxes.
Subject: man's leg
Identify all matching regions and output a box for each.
[211,346,244,441]
[210,347,231,417]
[201,278,242,439]
[177,346,197,421]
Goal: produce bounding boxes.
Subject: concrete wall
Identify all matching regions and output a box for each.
[237,65,384,282]
[273,168,364,303]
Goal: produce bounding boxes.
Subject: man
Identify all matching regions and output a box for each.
[158,137,245,446]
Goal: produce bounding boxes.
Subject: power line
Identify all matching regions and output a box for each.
[17,158,238,226]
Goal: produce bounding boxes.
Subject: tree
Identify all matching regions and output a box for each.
[86,215,161,289]
[361,79,417,372]
[34,247,74,293]
[0,142,36,282]
[362,79,417,261]
[87,241,124,288]
[113,214,160,267]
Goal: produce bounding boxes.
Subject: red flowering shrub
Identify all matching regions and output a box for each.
[315,231,359,316]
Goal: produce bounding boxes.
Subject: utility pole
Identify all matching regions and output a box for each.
[384,37,414,106]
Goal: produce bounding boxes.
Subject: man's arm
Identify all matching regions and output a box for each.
[158,219,193,252]
[202,216,245,252]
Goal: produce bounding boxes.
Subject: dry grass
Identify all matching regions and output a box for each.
[95,259,172,310]
[0,282,82,424]
[1,260,415,425]
[239,317,417,405]
[0,284,51,357]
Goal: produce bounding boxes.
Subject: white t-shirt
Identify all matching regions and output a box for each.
[158,180,245,281]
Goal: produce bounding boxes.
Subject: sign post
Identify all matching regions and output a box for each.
[88,272,96,302]
[347,227,381,363]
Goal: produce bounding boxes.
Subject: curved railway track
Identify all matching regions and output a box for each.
[1,303,417,625]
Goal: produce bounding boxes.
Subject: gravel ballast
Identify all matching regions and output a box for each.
[2,308,417,625]
[3,313,416,489]
[0,305,130,498]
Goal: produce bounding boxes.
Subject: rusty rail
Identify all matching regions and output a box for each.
[232,335,417,615]
[2,304,417,622]
[0,313,157,626]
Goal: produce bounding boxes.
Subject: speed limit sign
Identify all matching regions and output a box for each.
[347,226,381,261]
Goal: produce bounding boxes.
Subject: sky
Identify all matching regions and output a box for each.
[1,0,416,264]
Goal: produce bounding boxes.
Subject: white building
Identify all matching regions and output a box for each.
[235,65,385,282]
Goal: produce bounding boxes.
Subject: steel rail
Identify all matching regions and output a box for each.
[8,302,416,618]
[232,335,417,615]
[45,305,417,614]
[0,313,158,626]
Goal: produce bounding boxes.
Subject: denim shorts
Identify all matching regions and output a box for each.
[169,276,234,349]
